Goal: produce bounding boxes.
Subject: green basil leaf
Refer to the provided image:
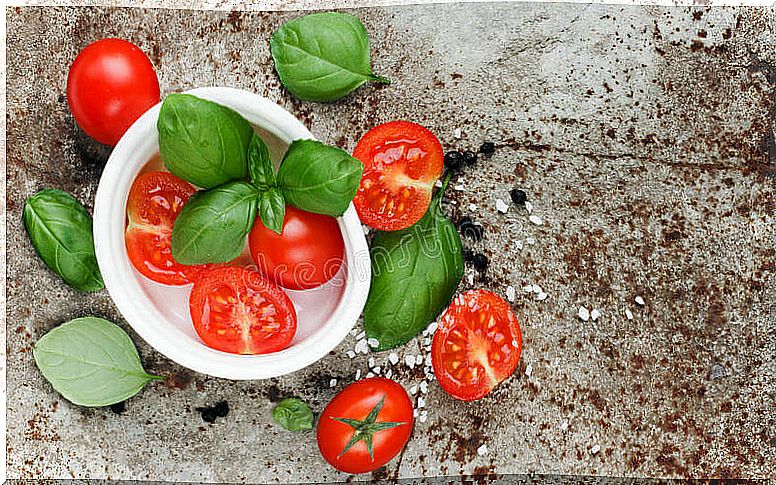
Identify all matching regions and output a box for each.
[158,93,252,188]
[23,189,104,292]
[272,398,314,431]
[258,188,285,235]
[270,12,390,102]
[33,317,163,407]
[248,133,275,189]
[171,181,259,265]
[364,183,463,351]
[277,139,363,217]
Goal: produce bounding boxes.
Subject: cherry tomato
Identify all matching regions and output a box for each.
[189,266,297,355]
[248,205,344,290]
[67,38,160,146]
[353,121,444,231]
[125,171,210,286]
[317,378,413,474]
[431,290,523,401]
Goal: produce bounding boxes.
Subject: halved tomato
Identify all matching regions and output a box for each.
[125,171,209,285]
[431,290,523,401]
[189,266,297,355]
[352,121,444,231]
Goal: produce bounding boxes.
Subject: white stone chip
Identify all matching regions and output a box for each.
[405,355,416,369]
[525,363,533,378]
[536,291,548,301]
[388,352,399,365]
[469,203,478,212]
[590,309,601,321]
[578,306,590,321]
[635,296,645,306]
[477,444,489,456]
[591,444,601,455]
[496,198,509,213]
[367,338,380,348]
[506,285,516,302]
[525,201,533,213]
[529,215,543,226]
[329,378,337,388]
[625,309,634,320]
[354,339,369,354]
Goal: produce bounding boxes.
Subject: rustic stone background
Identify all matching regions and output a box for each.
[5,3,775,482]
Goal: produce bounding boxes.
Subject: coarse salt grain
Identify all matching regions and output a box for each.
[578,306,590,321]
[367,338,380,348]
[477,444,489,456]
[417,396,426,408]
[385,369,393,378]
[349,328,358,337]
[422,337,432,347]
[366,372,375,378]
[419,410,428,423]
[405,355,416,369]
[626,309,634,320]
[496,198,509,213]
[560,420,569,432]
[419,381,429,394]
[506,285,516,302]
[355,369,361,380]
[368,357,375,368]
[435,180,443,188]
[525,363,533,377]
[591,444,601,455]
[516,240,524,250]
[524,201,533,213]
[388,352,399,365]
[454,128,462,139]
[346,351,356,359]
[416,355,423,365]
[523,285,534,293]
[635,296,645,306]
[532,284,542,294]
[467,274,474,285]
[529,215,543,226]
[373,366,381,374]
[329,378,337,388]
[454,184,464,191]
[590,309,601,321]
[354,339,369,354]
[536,291,548,301]
[413,409,419,417]
[469,203,478,212]
[427,322,438,334]
[425,354,433,367]
[356,331,366,340]
[526,237,535,245]
[410,385,418,395]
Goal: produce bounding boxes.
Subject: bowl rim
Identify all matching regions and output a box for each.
[93,86,370,380]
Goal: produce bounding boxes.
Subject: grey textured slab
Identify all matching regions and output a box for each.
[5,4,775,482]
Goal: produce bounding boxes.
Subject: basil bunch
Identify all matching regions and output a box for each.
[273,398,314,431]
[23,189,104,292]
[159,94,363,265]
[34,317,163,407]
[270,12,389,102]
[364,178,464,351]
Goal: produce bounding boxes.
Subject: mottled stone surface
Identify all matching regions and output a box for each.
[5,4,775,482]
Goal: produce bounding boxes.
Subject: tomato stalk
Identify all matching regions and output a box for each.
[332,395,407,460]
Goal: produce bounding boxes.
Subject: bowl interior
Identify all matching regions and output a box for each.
[94,87,370,379]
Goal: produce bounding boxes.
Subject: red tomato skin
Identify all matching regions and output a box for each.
[67,38,160,146]
[189,266,297,355]
[125,171,208,286]
[353,120,444,231]
[317,378,414,474]
[248,205,344,290]
[432,290,523,401]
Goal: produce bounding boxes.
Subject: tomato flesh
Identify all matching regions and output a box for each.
[353,121,444,231]
[432,289,522,401]
[67,38,160,146]
[317,378,413,474]
[125,171,209,286]
[249,205,344,290]
[189,266,297,355]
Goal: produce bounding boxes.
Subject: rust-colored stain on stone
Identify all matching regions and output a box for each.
[5,3,775,482]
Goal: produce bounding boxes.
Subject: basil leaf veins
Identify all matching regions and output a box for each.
[277,139,363,217]
[273,397,314,431]
[258,188,286,235]
[171,181,259,265]
[23,189,104,292]
[248,133,275,190]
[270,12,390,102]
[33,317,163,407]
[364,178,464,351]
[158,93,252,188]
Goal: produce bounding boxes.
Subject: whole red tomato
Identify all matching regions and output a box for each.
[67,38,160,146]
[317,378,413,474]
[248,205,344,290]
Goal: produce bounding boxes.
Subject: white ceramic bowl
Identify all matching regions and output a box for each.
[93,87,371,380]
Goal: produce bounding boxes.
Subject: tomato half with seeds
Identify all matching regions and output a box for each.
[189,266,297,355]
[431,289,523,401]
[317,378,413,474]
[125,171,209,285]
[353,121,444,231]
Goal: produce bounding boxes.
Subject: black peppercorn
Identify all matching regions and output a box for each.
[472,253,489,272]
[479,142,496,155]
[197,401,229,423]
[462,150,477,165]
[444,151,463,171]
[109,401,126,415]
[458,216,484,241]
[462,248,475,261]
[510,188,527,205]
